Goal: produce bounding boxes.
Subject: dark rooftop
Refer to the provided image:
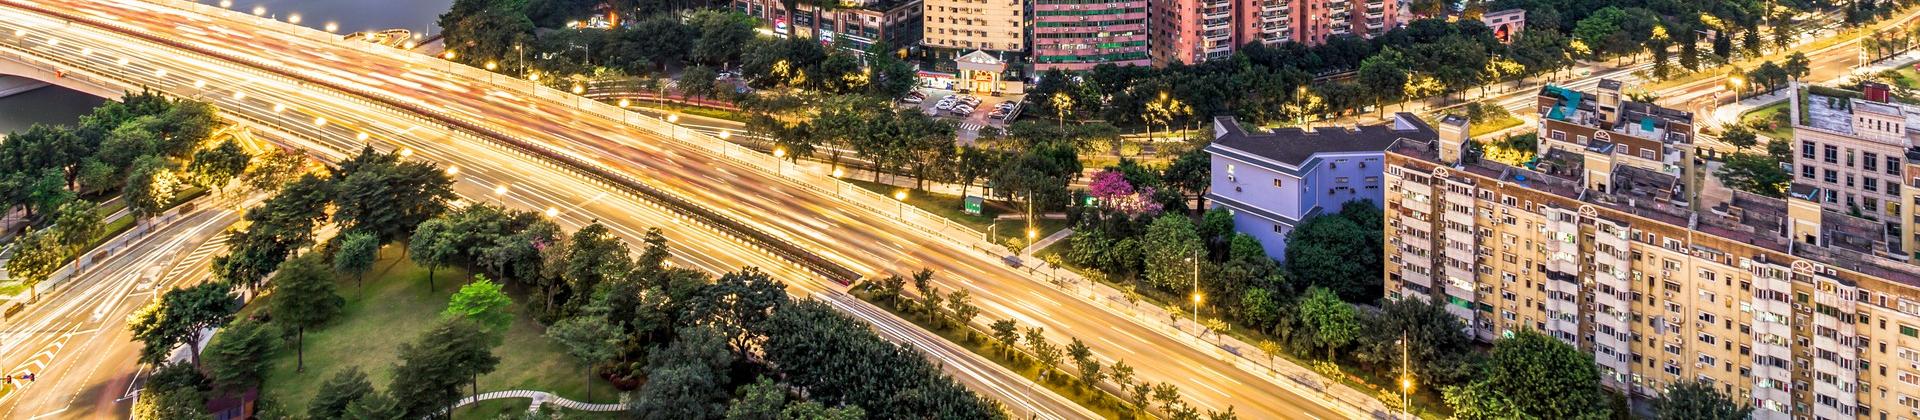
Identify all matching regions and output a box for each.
[1211,113,1436,168]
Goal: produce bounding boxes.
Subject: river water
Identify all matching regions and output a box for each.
[0,0,452,134]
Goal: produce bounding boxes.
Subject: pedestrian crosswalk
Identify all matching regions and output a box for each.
[958,122,984,132]
[160,233,229,283]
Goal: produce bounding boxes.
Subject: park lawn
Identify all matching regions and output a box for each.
[251,246,616,417]
[1741,101,1794,141]
[1467,111,1522,137]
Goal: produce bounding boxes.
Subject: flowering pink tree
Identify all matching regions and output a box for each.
[1089,170,1163,216]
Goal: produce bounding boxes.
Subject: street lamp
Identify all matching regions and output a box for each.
[618,98,630,107]
[442,50,457,60]
[287,13,301,24]
[572,84,585,95]
[667,114,681,140]
[324,22,338,32]
[1399,330,1414,420]
[485,61,498,71]
[494,184,509,196]
[356,132,370,142]
[445,166,459,176]
[893,190,908,218]
[1185,252,1200,335]
[545,207,560,218]
[398,148,414,158]
[312,116,326,127]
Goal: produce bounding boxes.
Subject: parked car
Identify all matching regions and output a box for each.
[988,111,1009,119]
[935,100,957,111]
[951,105,974,115]
[900,95,923,104]
[959,96,982,106]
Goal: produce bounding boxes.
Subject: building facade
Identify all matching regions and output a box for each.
[1789,82,1919,261]
[1480,8,1524,44]
[1151,0,1397,65]
[730,0,925,52]
[1032,0,1151,70]
[1384,122,1920,419]
[921,0,1026,54]
[1204,113,1437,258]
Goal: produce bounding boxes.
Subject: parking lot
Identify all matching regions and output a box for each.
[901,88,1023,143]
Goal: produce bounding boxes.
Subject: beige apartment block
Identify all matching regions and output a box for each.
[1790,82,1920,263]
[1386,113,1920,419]
[922,0,1026,52]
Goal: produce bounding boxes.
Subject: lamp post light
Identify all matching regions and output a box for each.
[893,190,908,218]
[1399,330,1413,420]
[667,114,681,140]
[545,207,560,218]
[1186,251,1201,336]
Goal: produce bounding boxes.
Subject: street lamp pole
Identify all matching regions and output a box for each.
[1400,329,1413,420]
[1189,251,1201,336]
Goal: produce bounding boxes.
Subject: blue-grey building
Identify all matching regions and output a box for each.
[1204,113,1451,258]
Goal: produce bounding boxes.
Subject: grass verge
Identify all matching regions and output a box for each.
[1739,100,1794,140]
[842,178,1070,248]
[247,246,616,416]
[452,398,625,420]
[1028,243,1452,419]
[848,287,1142,420]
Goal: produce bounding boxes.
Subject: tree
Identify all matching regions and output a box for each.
[989,319,1021,353]
[1152,382,1183,412]
[390,319,499,418]
[1358,48,1411,114]
[342,390,404,420]
[1654,379,1752,420]
[49,200,102,250]
[133,362,210,420]
[438,0,535,71]
[1109,360,1136,389]
[559,222,631,316]
[1285,201,1383,302]
[270,254,343,372]
[1065,337,1103,385]
[331,146,455,244]
[1297,287,1360,360]
[725,376,788,420]
[946,288,980,328]
[690,10,755,66]
[1784,52,1811,81]
[1142,213,1204,291]
[128,282,238,367]
[202,318,274,393]
[4,229,62,302]
[678,65,721,100]
[548,314,619,401]
[1450,329,1610,419]
[636,326,732,420]
[310,367,374,419]
[187,138,251,194]
[1719,124,1758,150]
[1353,297,1475,386]
[1715,152,1791,198]
[865,41,917,99]
[1026,327,1061,379]
[333,230,380,288]
[444,275,514,334]
[124,154,180,220]
[408,217,460,289]
[242,147,307,192]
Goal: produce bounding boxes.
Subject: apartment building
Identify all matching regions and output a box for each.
[1534,79,1702,210]
[921,0,1026,54]
[730,0,925,52]
[1032,0,1151,70]
[1789,81,1920,262]
[1385,120,1920,419]
[1204,113,1438,258]
[1151,0,1396,65]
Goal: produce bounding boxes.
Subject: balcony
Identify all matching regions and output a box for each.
[1203,10,1231,20]
[1262,3,1289,13]
[1261,14,1288,25]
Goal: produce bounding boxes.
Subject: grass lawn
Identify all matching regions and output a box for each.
[1739,100,1793,141]
[249,246,616,416]
[848,288,1142,420]
[844,178,1070,247]
[1887,67,1920,90]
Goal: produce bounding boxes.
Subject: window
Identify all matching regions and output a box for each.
[1825,169,1839,183]
[1272,178,1283,188]
[1825,145,1839,163]
[1865,152,1880,171]
[1901,324,1918,337]
[1803,164,1815,178]
[1550,130,1565,141]
[1889,156,1901,175]
[1865,178,1879,192]
[1803,141,1817,159]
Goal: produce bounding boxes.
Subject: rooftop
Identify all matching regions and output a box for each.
[1210,113,1435,169]
[1538,82,1694,145]
[1392,136,1920,288]
[1793,83,1920,147]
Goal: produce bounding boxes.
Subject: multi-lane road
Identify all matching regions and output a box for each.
[0,3,1089,419]
[0,0,1364,417]
[0,197,244,419]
